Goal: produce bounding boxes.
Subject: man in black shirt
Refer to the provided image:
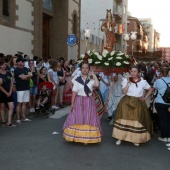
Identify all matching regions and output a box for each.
[14,57,32,123]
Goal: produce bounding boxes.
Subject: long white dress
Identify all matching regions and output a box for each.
[107,74,124,117]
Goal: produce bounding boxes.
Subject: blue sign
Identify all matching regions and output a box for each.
[67,34,77,47]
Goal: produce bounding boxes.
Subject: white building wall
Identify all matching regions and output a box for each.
[0,25,33,56]
[68,0,80,60]
[16,0,34,31]
[81,0,113,39]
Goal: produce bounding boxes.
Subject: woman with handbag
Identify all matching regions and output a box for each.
[56,60,66,108]
[0,60,15,127]
[29,59,39,113]
[154,67,170,144]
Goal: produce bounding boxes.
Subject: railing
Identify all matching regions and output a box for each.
[113,6,122,18]
[116,0,123,2]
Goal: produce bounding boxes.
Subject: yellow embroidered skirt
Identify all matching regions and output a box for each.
[112,95,153,144]
[63,95,102,144]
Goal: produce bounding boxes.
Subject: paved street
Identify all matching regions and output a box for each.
[0,107,169,170]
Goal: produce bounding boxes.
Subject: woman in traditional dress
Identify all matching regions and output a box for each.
[112,65,153,146]
[93,73,105,120]
[101,9,116,53]
[63,63,102,144]
[71,68,104,119]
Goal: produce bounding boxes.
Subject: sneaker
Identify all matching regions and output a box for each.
[36,106,40,110]
[30,108,33,113]
[158,137,168,142]
[16,120,21,124]
[51,105,59,110]
[21,118,31,122]
[116,140,121,145]
[167,148,170,151]
[32,108,35,113]
[134,143,139,146]
[40,103,44,107]
[166,143,170,147]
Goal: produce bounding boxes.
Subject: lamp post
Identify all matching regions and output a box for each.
[123,33,129,54]
[98,19,104,51]
[84,28,91,52]
[130,31,137,57]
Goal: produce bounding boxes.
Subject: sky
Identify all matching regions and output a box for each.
[128,0,170,47]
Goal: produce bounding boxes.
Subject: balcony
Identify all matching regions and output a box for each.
[114,24,121,36]
[115,43,121,51]
[137,28,143,37]
[113,6,122,19]
[136,40,143,47]
[142,23,150,29]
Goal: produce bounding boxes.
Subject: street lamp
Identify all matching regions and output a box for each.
[130,31,137,56]
[123,33,130,54]
[84,28,91,52]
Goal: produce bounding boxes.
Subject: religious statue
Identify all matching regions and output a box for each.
[101,9,116,53]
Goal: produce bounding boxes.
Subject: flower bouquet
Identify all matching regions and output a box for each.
[78,49,135,75]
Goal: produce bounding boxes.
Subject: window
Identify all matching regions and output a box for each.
[43,0,53,11]
[137,35,141,40]
[3,0,9,17]
[73,13,77,35]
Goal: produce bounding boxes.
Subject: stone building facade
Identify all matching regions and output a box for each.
[0,0,80,60]
[127,17,148,55]
[139,18,160,53]
[160,47,170,61]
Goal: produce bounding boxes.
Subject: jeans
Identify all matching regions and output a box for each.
[155,103,170,138]
[12,92,17,113]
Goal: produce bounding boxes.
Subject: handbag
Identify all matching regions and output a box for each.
[30,78,34,88]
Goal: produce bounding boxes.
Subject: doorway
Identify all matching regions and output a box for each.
[43,14,51,58]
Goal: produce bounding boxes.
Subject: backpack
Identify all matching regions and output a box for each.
[160,79,170,103]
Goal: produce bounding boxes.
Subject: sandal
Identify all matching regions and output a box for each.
[7,123,16,127]
[2,122,7,127]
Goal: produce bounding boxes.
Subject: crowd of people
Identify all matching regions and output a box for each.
[0,53,78,126]
[0,52,170,150]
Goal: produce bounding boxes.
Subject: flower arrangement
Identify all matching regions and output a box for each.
[78,49,131,68]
